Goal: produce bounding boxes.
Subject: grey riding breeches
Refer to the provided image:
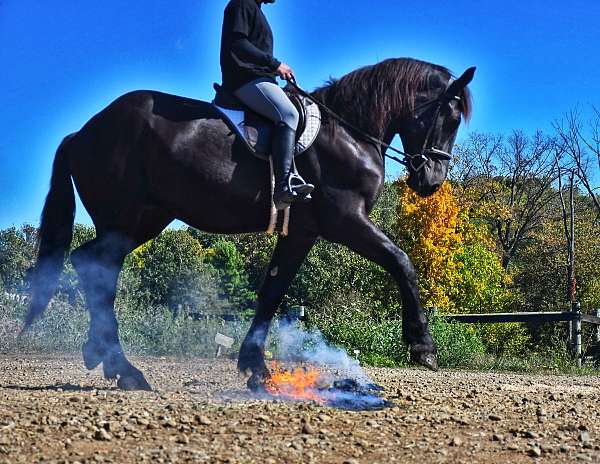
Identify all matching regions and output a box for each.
[234,77,300,130]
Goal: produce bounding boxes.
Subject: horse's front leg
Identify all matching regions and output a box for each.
[238,232,316,390]
[323,215,437,370]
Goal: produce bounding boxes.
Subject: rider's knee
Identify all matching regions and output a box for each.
[280,105,299,130]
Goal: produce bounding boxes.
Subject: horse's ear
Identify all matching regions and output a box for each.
[447,66,476,96]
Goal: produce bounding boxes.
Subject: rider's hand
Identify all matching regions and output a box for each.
[276,63,295,81]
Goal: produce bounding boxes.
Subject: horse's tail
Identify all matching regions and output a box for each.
[23,133,77,329]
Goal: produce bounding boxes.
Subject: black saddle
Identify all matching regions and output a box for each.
[213,83,320,160]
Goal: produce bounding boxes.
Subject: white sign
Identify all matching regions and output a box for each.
[214,333,234,348]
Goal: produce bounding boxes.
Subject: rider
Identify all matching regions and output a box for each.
[220,0,314,210]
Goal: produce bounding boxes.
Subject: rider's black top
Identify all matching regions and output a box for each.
[220,0,281,92]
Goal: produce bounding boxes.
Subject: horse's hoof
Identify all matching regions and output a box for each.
[247,374,265,392]
[410,350,438,372]
[117,372,153,391]
[247,370,271,393]
[82,340,104,371]
[103,361,118,380]
[101,347,126,380]
[237,344,264,374]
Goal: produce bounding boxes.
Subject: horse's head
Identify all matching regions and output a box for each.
[398,67,475,197]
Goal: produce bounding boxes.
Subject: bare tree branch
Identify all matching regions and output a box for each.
[554,110,600,218]
[452,131,558,270]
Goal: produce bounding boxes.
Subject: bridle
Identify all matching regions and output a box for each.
[287,78,460,172]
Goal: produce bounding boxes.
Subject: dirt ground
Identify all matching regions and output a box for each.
[0,354,599,463]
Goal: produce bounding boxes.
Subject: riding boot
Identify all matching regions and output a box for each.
[272,123,314,210]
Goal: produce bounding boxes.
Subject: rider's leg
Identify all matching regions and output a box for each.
[234,78,313,209]
[271,122,301,209]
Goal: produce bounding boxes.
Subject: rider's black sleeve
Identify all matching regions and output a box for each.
[224,0,281,72]
[230,33,281,71]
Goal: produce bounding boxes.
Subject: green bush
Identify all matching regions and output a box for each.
[428,313,486,367]
[1,295,88,353]
[477,323,530,358]
[309,294,486,368]
[2,293,248,358]
[117,305,248,357]
[316,314,408,368]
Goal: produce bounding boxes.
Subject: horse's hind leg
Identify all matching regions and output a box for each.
[71,232,151,390]
[238,232,316,390]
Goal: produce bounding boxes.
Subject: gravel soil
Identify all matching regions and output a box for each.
[0,354,599,463]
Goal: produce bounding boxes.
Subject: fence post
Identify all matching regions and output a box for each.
[596,309,600,344]
[572,302,582,368]
[568,304,573,350]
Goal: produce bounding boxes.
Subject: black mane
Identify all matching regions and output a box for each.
[312,57,472,137]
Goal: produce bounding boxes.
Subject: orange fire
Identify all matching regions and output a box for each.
[264,362,326,403]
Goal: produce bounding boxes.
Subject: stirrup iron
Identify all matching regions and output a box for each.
[288,158,314,198]
[288,172,314,196]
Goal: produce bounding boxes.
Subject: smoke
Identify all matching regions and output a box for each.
[274,318,371,385]
[266,318,394,411]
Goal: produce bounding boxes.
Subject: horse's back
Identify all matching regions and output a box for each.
[140,90,221,123]
[70,88,277,234]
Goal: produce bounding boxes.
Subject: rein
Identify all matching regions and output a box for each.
[287,78,455,171]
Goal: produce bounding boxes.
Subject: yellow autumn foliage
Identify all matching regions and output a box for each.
[395,179,528,356]
[395,180,463,310]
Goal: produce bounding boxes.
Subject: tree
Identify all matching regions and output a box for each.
[129,229,226,315]
[370,180,400,239]
[288,238,396,317]
[554,109,600,218]
[0,225,37,292]
[189,229,276,291]
[209,239,256,313]
[452,131,558,270]
[395,179,525,355]
[513,191,600,313]
[395,180,463,310]
[555,165,577,303]
[395,179,516,312]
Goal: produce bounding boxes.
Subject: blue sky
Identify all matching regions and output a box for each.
[1,0,599,228]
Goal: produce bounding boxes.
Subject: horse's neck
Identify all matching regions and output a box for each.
[314,88,395,141]
[382,125,396,148]
[338,120,389,177]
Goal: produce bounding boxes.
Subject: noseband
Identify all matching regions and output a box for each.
[287,78,459,172]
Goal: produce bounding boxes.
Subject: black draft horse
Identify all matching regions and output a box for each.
[25,58,474,390]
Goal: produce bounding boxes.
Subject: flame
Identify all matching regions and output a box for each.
[264,362,326,403]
